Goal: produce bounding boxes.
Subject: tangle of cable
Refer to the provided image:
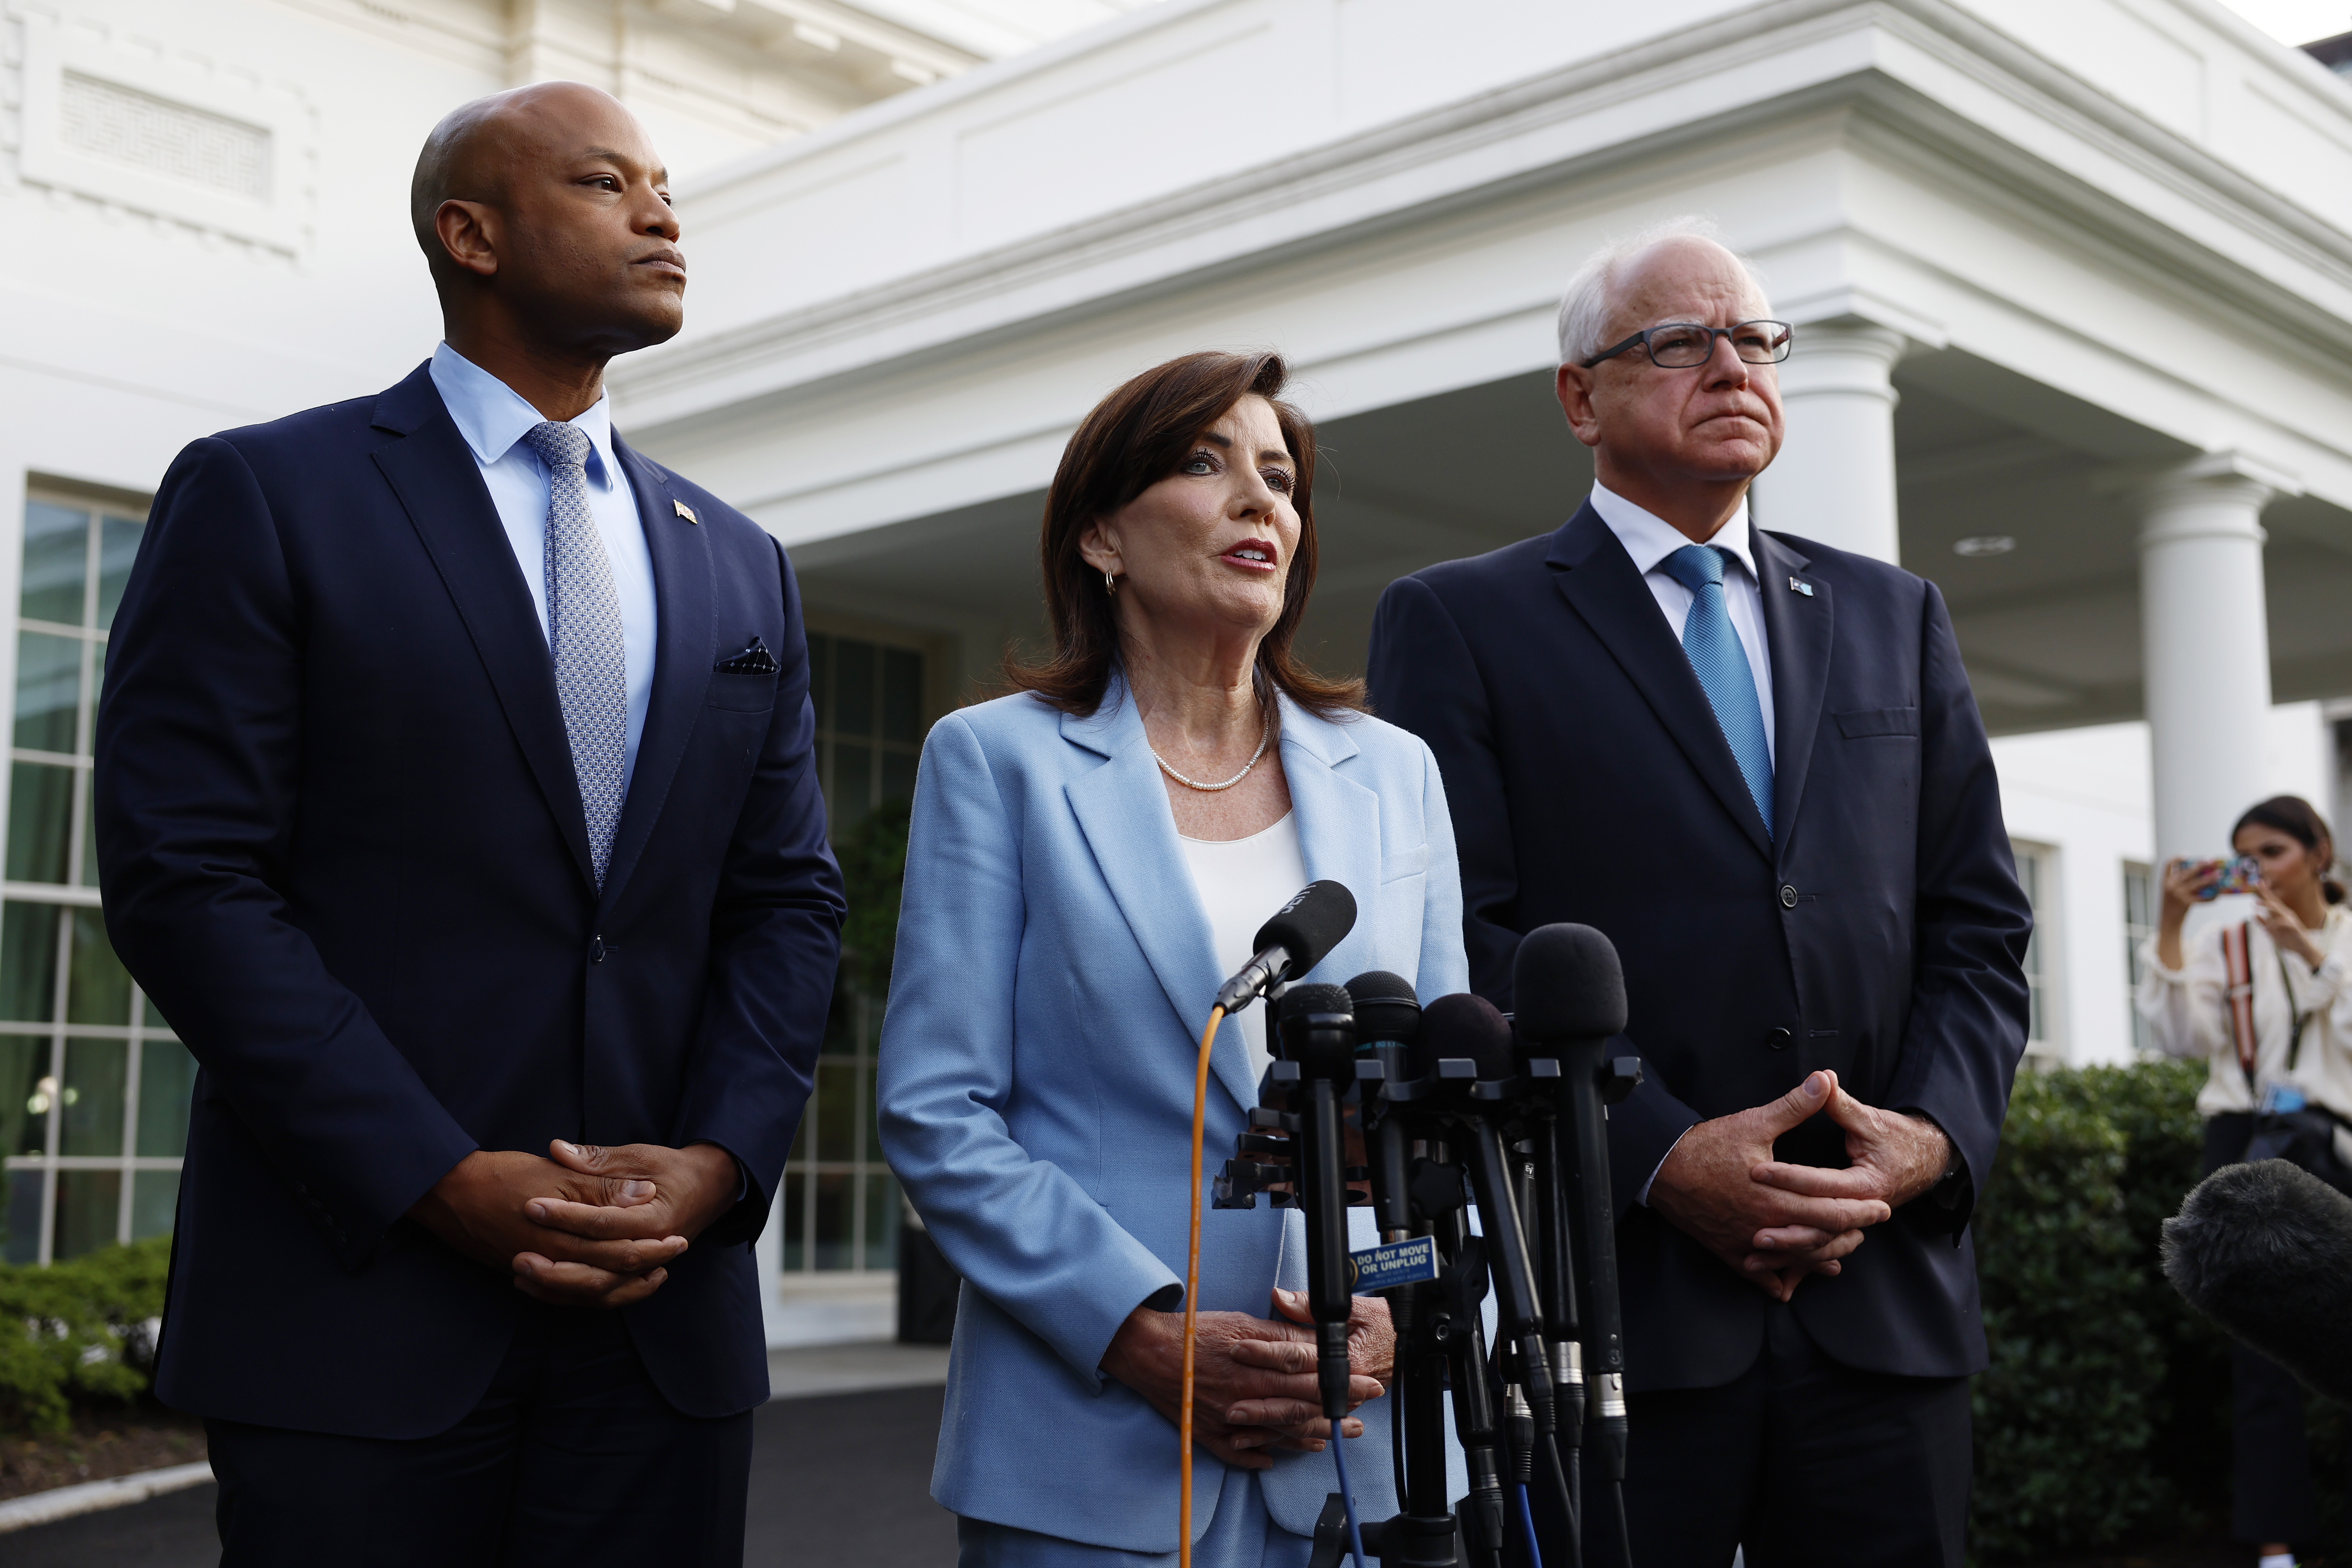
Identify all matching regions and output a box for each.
[1178,1003,1226,1568]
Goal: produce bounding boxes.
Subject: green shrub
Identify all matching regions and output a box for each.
[1968,1059,2223,1561]
[836,795,911,1011]
[0,1236,172,1435]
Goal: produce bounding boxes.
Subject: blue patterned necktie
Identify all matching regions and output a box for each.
[1661,544,1773,837]
[523,421,628,887]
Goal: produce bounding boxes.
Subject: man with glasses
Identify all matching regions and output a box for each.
[1368,222,2029,1566]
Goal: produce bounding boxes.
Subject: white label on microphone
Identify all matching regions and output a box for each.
[1349,1236,1439,1291]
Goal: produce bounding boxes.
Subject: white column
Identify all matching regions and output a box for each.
[1749,320,1907,564]
[2136,454,2292,861]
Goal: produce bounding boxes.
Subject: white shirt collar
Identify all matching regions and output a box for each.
[429,341,619,490]
[1588,481,1757,584]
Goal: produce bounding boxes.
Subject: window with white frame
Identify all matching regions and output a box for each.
[1,490,191,1265]
[2011,841,2054,1058]
[775,632,926,1277]
[2123,862,2156,1055]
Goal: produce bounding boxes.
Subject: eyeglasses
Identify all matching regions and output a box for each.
[1582,319,1793,370]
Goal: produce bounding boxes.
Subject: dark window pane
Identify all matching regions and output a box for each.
[1,901,62,1022]
[781,1169,805,1271]
[866,1056,882,1171]
[14,632,82,753]
[21,502,88,627]
[880,749,917,808]
[6,761,74,884]
[131,1169,178,1240]
[62,1038,126,1157]
[835,639,875,737]
[834,744,872,832]
[807,635,831,733]
[0,1034,46,1156]
[815,1060,858,1163]
[3,1168,43,1263]
[813,1171,853,1271]
[864,1172,899,1270]
[53,1169,121,1260]
[67,907,132,1027]
[80,769,97,888]
[97,516,145,629]
[137,1038,195,1158]
[143,993,167,1030]
[881,649,922,743]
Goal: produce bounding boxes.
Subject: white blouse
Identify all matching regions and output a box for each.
[2135,903,2352,1136]
[1179,811,1307,1090]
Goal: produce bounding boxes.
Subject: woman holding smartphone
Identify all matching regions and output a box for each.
[2138,794,2352,1568]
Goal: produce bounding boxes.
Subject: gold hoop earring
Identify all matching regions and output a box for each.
[1103,569,1117,597]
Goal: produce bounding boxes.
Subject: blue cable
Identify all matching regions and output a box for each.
[1516,1482,1545,1568]
[1328,1422,1369,1568]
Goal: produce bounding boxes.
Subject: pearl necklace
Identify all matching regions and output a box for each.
[1151,708,1273,792]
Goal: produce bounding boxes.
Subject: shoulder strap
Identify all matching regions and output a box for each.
[2223,920,2258,1087]
[2278,942,2313,1073]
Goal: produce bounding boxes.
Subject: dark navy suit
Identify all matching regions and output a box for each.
[1368,501,2030,1565]
[94,363,843,1556]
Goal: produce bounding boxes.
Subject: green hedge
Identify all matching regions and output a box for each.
[1969,1059,2251,1561]
[0,1235,172,1434]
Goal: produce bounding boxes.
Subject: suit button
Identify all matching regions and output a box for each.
[1779,884,1798,908]
[1768,1028,1792,1050]
[591,936,606,965]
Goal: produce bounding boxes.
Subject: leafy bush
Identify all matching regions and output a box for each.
[1969,1060,2226,1561]
[837,795,911,1010]
[0,1236,171,1435]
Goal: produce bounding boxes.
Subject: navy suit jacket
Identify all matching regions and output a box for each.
[1366,502,2031,1390]
[94,363,846,1437]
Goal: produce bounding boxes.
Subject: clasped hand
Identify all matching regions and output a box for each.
[408,1139,739,1308]
[1102,1289,1393,1469]
[1648,1069,1950,1303]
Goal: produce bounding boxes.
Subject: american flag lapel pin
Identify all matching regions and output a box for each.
[1788,576,1813,597]
[673,499,700,524]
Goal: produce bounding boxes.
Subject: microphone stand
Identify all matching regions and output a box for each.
[1555,1038,1640,1568]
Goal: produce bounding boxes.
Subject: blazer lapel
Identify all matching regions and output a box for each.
[1753,528,1832,862]
[1546,504,1773,861]
[368,365,596,891]
[597,437,715,911]
[1278,699,1382,1004]
[1060,688,1242,1102]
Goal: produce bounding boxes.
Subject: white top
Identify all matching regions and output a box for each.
[1588,481,1776,766]
[1180,811,1308,1089]
[429,342,660,790]
[2136,903,2352,1137]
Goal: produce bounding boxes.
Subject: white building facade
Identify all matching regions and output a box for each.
[7,0,2352,1343]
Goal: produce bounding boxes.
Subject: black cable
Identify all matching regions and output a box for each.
[1539,1429,1581,1568]
[1609,1481,1633,1568]
[1392,1362,1407,1505]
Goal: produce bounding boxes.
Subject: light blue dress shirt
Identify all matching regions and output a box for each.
[428,343,659,790]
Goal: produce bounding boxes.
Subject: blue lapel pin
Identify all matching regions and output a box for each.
[1788,576,1813,597]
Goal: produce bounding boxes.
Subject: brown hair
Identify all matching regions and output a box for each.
[2233,794,2347,904]
[1003,350,1365,719]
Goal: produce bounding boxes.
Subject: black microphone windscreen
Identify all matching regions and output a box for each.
[1345,971,1419,1045]
[1252,881,1357,982]
[2163,1160,2352,1404]
[1512,923,1629,1042]
[1414,992,1515,1082]
[1275,984,1355,1074]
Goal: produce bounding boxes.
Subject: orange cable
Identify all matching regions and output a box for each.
[1179,1002,1226,1568]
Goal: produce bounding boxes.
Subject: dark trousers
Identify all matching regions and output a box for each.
[1575,1302,1971,1568]
[2205,1111,2323,1543]
[207,1301,754,1567]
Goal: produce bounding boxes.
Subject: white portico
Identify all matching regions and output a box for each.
[615,0,2352,1072]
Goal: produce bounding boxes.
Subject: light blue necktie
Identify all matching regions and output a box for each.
[1661,544,1773,837]
[524,421,628,887]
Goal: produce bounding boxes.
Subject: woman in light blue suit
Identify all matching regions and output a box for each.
[879,351,1468,1566]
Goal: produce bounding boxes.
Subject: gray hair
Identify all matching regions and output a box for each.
[1554,216,1771,367]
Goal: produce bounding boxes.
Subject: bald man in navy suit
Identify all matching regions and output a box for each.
[1368,226,2030,1568]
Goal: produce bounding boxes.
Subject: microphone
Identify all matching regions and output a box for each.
[1514,923,1635,1568]
[1216,880,1358,1014]
[1276,984,1360,1423]
[2162,1159,2352,1403]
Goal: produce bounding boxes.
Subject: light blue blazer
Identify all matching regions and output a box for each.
[878,679,1469,1552]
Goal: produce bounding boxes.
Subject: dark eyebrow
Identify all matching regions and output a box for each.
[1258,449,1294,468]
[1198,432,1232,449]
